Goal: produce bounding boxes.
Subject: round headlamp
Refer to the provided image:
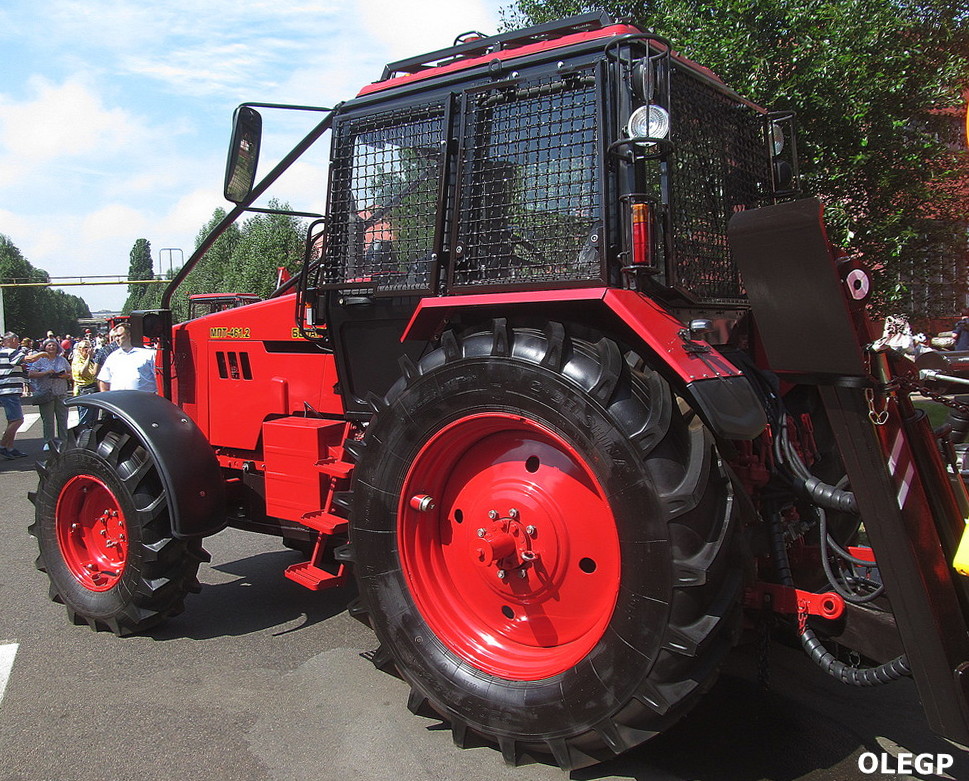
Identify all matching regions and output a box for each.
[771,122,786,155]
[627,105,670,145]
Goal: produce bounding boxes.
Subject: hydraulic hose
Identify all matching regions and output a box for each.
[769,513,910,686]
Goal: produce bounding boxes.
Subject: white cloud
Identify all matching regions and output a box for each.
[355,0,501,60]
[0,76,145,186]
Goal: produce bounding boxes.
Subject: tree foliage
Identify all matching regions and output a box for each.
[165,200,305,322]
[0,234,92,336]
[122,238,157,314]
[508,0,969,315]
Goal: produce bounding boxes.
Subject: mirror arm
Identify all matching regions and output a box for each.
[161,102,342,311]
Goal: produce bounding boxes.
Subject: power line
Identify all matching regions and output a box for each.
[0,278,168,288]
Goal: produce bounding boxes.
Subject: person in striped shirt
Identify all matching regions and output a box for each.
[0,331,44,459]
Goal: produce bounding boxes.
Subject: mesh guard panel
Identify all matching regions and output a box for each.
[323,103,447,294]
[452,71,603,290]
[664,70,773,303]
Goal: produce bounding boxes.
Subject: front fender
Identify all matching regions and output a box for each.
[67,391,226,538]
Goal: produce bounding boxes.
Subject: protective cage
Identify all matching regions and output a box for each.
[657,67,777,303]
[316,39,780,304]
[318,68,607,295]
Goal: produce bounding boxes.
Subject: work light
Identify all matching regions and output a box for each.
[626,104,670,145]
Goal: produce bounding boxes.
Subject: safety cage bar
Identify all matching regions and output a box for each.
[379,11,616,81]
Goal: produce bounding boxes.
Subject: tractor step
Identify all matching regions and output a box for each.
[299,509,349,535]
[284,561,348,591]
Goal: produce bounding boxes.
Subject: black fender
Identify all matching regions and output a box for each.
[67,391,226,538]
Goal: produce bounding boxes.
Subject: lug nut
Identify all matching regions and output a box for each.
[525,525,536,536]
[497,569,506,580]
[476,528,486,538]
[518,569,527,579]
[488,510,499,520]
[509,508,519,519]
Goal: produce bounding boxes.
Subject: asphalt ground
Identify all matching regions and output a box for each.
[1,410,967,781]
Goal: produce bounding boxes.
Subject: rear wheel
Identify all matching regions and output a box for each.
[349,321,741,768]
[29,420,208,635]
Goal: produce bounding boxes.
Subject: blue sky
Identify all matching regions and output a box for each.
[0,0,508,313]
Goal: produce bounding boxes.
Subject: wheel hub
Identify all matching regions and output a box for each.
[472,510,537,574]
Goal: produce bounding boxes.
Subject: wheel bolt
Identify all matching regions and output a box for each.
[509,508,519,519]
[476,528,486,538]
[100,529,107,536]
[518,569,527,579]
[497,569,506,580]
[488,510,499,520]
[525,525,536,536]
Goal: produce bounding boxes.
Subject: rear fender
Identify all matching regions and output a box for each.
[67,391,226,538]
[402,288,766,440]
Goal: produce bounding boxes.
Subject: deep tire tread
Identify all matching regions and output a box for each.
[31,417,204,636]
[350,321,740,768]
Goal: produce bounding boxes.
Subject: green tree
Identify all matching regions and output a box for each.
[508,0,969,315]
[168,201,305,321]
[224,201,305,297]
[0,234,92,336]
[122,238,156,313]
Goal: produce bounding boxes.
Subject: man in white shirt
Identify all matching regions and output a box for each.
[97,323,157,392]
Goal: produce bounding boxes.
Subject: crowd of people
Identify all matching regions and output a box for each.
[0,322,157,460]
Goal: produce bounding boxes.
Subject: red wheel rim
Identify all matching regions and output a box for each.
[398,413,620,680]
[55,475,128,591]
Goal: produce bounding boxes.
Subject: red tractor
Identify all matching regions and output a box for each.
[29,13,969,769]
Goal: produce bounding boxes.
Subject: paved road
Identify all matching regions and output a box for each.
[1,412,967,781]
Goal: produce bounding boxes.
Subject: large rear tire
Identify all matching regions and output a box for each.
[348,321,741,768]
[29,420,208,635]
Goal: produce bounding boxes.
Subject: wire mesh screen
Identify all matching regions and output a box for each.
[664,70,773,303]
[322,103,446,293]
[452,72,603,289]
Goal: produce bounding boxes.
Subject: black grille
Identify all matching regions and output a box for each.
[664,70,773,303]
[323,103,446,293]
[452,71,603,289]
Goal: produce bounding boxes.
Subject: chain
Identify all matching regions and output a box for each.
[865,387,889,426]
[890,376,969,415]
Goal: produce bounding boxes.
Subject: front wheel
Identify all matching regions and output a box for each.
[349,322,741,768]
[29,420,208,635]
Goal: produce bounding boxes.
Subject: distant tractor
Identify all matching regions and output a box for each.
[29,13,969,769]
[187,293,262,322]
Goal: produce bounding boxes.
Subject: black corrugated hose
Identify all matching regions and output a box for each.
[769,512,910,686]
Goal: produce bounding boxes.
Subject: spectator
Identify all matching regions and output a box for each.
[98,323,157,392]
[29,338,71,448]
[0,331,43,459]
[92,331,117,374]
[70,339,99,426]
[954,313,969,351]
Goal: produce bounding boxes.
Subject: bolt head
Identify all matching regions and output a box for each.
[525,525,536,536]
[476,528,486,538]
[497,570,506,580]
[488,510,499,520]
[508,508,519,519]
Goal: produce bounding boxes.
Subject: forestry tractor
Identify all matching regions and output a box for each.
[29,12,969,769]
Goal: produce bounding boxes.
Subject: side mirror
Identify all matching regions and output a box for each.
[224,106,262,203]
[130,310,172,344]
